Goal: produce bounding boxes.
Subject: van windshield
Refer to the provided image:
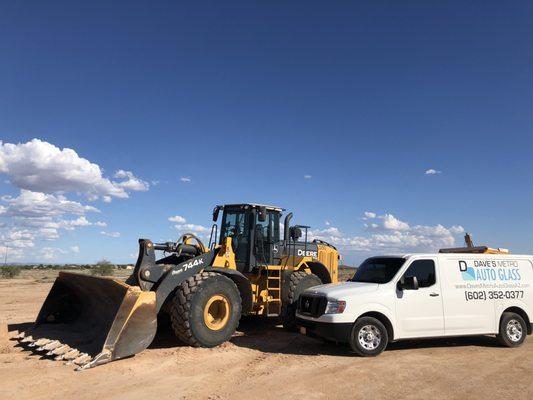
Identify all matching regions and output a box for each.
[350,257,406,284]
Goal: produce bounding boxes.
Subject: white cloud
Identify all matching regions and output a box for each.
[169,216,210,236]
[425,169,442,175]
[0,191,99,243]
[174,223,210,233]
[114,170,149,192]
[0,190,98,218]
[0,191,101,253]
[309,212,464,254]
[363,212,409,231]
[1,229,35,248]
[40,247,66,260]
[0,139,148,200]
[0,245,23,260]
[151,180,160,186]
[58,216,92,230]
[304,175,312,179]
[168,215,186,223]
[38,227,59,240]
[325,220,330,226]
[101,231,121,238]
[0,139,150,260]
[450,225,465,234]
[70,245,80,253]
[380,214,410,231]
[362,211,376,220]
[180,177,191,183]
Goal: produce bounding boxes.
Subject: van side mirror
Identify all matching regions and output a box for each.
[258,206,267,222]
[397,276,419,291]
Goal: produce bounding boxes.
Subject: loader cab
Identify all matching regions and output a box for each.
[217,204,283,273]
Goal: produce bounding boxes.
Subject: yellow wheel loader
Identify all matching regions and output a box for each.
[16,204,340,369]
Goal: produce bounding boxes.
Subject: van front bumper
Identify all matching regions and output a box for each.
[296,317,352,343]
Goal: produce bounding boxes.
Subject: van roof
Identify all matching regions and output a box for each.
[396,253,532,259]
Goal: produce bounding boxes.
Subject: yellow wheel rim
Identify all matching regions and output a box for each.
[203,294,231,331]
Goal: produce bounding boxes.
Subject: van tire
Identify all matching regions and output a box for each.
[349,317,388,356]
[497,312,527,348]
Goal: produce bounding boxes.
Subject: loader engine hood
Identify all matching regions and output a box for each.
[303,281,379,299]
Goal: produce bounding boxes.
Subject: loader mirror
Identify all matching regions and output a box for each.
[258,206,267,222]
[289,227,302,241]
[212,207,220,222]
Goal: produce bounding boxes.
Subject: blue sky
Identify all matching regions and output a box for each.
[1,1,532,265]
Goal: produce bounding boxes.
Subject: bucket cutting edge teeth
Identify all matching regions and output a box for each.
[73,354,92,366]
[49,345,70,356]
[21,335,34,343]
[41,340,61,351]
[66,352,88,365]
[62,349,80,361]
[76,360,95,371]
[30,338,51,348]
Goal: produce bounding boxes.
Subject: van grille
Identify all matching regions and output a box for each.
[298,295,327,318]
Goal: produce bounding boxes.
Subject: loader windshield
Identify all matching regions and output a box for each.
[350,257,405,284]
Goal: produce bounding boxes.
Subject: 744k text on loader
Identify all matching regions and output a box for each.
[15,204,340,369]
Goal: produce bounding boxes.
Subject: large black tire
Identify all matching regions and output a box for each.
[282,271,322,330]
[349,317,388,357]
[170,272,242,347]
[496,312,527,348]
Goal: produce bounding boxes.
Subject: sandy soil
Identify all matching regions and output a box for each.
[1,276,532,400]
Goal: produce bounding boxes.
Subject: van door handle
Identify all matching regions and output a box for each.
[429,293,439,297]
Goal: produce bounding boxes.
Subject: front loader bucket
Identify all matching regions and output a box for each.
[16,272,157,370]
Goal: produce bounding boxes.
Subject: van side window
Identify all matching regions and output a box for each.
[403,260,436,288]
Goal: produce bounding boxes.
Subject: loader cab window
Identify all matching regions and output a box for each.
[220,210,251,271]
[254,211,280,244]
[254,211,280,264]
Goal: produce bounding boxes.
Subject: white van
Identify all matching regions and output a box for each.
[296,251,533,356]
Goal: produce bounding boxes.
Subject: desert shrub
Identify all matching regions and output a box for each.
[91,259,114,276]
[0,265,21,279]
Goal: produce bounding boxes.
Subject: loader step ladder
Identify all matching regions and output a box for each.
[265,266,282,316]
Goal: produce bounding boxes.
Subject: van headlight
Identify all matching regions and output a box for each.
[324,300,346,314]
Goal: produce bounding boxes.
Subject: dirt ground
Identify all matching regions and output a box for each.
[1,274,532,400]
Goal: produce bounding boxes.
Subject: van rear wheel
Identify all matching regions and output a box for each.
[497,312,527,348]
[349,317,388,357]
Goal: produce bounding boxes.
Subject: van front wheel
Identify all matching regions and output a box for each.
[497,312,527,348]
[349,317,388,356]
